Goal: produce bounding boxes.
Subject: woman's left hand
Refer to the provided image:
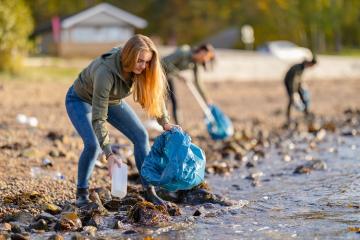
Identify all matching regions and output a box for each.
[163,123,181,131]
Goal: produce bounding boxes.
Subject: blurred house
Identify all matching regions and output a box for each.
[32,3,147,57]
[200,27,240,49]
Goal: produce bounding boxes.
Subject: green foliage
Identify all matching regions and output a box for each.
[0,0,33,73]
[26,0,360,53]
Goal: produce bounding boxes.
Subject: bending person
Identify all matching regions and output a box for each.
[162,44,215,124]
[65,34,178,207]
[284,57,317,123]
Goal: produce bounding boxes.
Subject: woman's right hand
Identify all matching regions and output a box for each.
[107,154,122,177]
[163,123,182,131]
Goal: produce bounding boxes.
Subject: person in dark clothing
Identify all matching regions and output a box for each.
[284,57,317,123]
[162,44,215,124]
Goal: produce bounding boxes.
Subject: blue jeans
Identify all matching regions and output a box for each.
[65,85,150,188]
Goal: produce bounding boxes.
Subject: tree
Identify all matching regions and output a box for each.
[0,0,33,72]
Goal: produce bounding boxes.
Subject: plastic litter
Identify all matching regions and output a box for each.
[41,158,53,167]
[27,117,39,127]
[30,167,64,180]
[206,105,234,140]
[293,90,311,112]
[141,128,206,191]
[111,164,128,198]
[143,119,164,132]
[16,114,39,127]
[16,114,28,124]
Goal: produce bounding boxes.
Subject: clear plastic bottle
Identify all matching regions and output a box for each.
[111,164,128,198]
[30,167,65,180]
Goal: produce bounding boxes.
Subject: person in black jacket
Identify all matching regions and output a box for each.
[284,57,317,123]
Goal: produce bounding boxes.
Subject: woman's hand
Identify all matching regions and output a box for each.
[163,123,181,131]
[107,154,122,177]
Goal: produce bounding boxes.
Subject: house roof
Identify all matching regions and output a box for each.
[62,3,147,29]
[32,3,147,37]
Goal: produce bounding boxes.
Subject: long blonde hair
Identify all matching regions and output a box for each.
[121,34,167,118]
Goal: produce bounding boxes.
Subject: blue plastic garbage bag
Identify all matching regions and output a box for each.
[294,89,311,111]
[141,128,206,191]
[206,104,234,140]
[301,88,311,108]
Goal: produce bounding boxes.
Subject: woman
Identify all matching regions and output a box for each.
[65,34,178,207]
[162,44,215,124]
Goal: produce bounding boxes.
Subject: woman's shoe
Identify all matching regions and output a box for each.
[144,186,167,206]
[76,188,90,207]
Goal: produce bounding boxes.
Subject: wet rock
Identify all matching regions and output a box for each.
[0,223,11,232]
[83,226,97,237]
[193,206,205,216]
[92,188,112,203]
[0,233,9,240]
[210,162,232,175]
[9,223,21,234]
[44,203,62,215]
[112,220,125,230]
[348,226,360,233]
[253,147,266,158]
[121,194,145,206]
[251,179,261,187]
[293,166,312,174]
[283,154,292,162]
[10,233,30,240]
[179,188,232,206]
[70,233,88,240]
[245,172,264,181]
[47,234,64,240]
[46,131,64,142]
[166,202,181,216]
[48,150,60,158]
[205,167,215,174]
[0,142,31,151]
[29,219,48,231]
[103,199,122,212]
[156,189,180,203]
[123,229,137,235]
[245,161,255,168]
[35,212,58,223]
[79,202,108,220]
[4,192,46,209]
[127,201,170,226]
[202,203,216,209]
[308,121,321,133]
[322,121,337,132]
[86,215,105,228]
[294,160,327,174]
[89,192,104,206]
[315,129,326,141]
[55,212,82,231]
[309,159,327,170]
[61,203,77,214]
[234,152,243,161]
[341,128,357,137]
[231,184,241,190]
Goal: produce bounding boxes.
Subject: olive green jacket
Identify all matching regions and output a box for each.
[73,48,169,156]
[162,45,209,103]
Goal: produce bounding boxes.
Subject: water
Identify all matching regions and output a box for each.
[98,134,360,239]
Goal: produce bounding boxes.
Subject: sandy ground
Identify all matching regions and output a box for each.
[0,76,359,238]
[1,78,360,181]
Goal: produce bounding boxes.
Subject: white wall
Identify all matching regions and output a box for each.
[61,26,133,43]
